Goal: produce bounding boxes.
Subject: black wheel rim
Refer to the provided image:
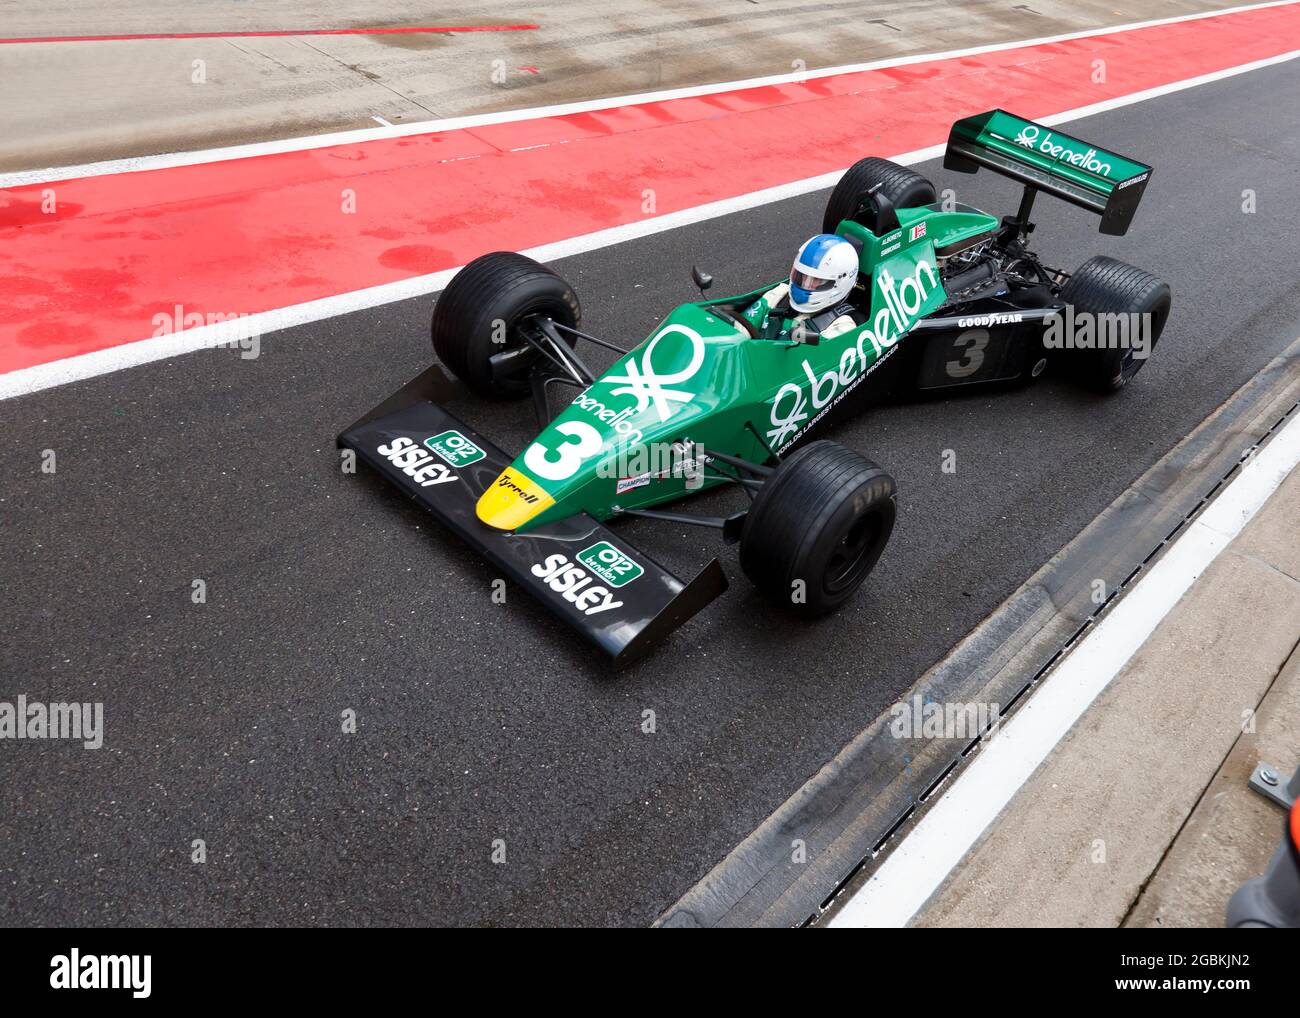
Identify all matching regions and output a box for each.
[824,511,882,594]
[1119,345,1137,380]
[489,308,561,389]
[1119,303,1167,384]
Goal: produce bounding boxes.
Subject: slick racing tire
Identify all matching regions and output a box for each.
[1058,255,1171,393]
[740,440,896,615]
[822,158,937,235]
[431,251,581,399]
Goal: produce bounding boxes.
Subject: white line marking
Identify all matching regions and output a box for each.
[827,408,1300,928]
[371,115,393,128]
[1,0,1294,187]
[2,46,1297,402]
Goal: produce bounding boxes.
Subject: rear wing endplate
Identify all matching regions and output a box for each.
[944,109,1152,235]
[338,367,726,669]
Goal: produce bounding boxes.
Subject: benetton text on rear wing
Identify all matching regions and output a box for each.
[943,109,1152,235]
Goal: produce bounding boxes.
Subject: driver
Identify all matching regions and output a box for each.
[738,234,865,342]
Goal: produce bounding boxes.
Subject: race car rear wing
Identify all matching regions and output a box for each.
[338,367,726,669]
[943,109,1152,235]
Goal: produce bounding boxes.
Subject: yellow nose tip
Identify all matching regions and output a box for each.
[475,468,555,531]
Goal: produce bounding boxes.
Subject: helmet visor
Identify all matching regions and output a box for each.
[790,267,836,293]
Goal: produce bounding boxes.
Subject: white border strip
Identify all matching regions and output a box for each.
[1,0,1294,188]
[828,408,1300,928]
[3,46,1297,402]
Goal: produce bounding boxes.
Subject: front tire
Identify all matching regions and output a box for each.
[431,251,581,399]
[1058,255,1171,393]
[822,157,936,235]
[740,441,896,615]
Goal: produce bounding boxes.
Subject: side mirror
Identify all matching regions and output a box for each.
[864,185,900,235]
[691,265,714,293]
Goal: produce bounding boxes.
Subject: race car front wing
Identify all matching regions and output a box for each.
[338,367,727,668]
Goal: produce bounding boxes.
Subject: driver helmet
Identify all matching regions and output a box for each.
[788,234,858,313]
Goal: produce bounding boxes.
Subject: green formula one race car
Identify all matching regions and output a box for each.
[340,110,1172,667]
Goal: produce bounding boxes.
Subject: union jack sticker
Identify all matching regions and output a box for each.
[909,222,927,242]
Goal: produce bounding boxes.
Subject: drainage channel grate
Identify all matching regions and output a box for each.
[806,397,1300,926]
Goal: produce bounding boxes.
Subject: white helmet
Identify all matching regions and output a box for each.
[788,234,859,313]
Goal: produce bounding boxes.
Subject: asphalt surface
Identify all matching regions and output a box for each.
[3,59,1300,926]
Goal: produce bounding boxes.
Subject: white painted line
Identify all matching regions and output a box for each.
[0,167,830,400]
[371,115,394,128]
[4,45,1296,403]
[827,407,1300,928]
[0,0,1294,187]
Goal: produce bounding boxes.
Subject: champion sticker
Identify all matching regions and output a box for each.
[615,474,651,495]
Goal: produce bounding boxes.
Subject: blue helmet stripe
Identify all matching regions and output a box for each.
[796,233,845,270]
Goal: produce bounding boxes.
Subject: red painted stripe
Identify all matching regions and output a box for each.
[2,4,1298,377]
[0,25,539,45]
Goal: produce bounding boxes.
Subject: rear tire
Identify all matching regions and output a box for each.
[431,251,581,399]
[740,440,896,615]
[1057,255,1171,393]
[822,158,936,235]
